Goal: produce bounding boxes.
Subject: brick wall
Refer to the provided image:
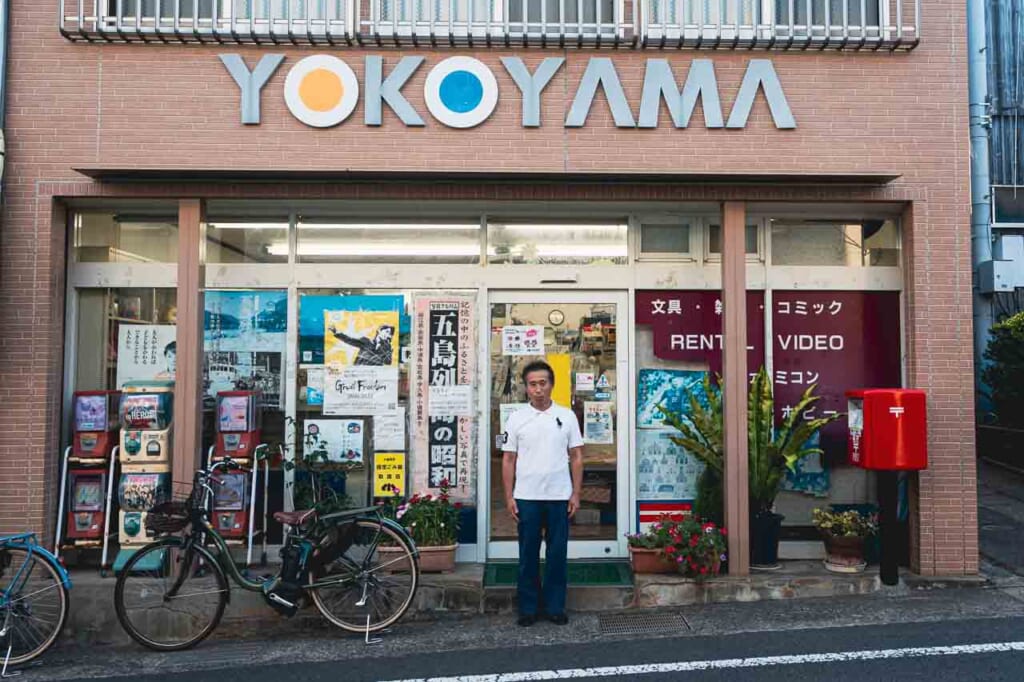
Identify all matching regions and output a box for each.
[0,2,976,574]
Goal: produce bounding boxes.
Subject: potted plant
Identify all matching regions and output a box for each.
[659,366,842,569]
[391,478,461,572]
[625,515,676,574]
[811,507,878,573]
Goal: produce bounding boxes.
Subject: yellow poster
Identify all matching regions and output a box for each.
[374,452,406,497]
[324,310,399,367]
[547,353,572,408]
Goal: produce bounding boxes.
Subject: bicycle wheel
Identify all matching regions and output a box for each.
[114,537,228,651]
[309,520,419,633]
[0,547,69,666]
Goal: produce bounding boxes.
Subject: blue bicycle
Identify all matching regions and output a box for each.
[0,533,71,670]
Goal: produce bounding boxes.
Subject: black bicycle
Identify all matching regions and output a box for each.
[113,457,420,651]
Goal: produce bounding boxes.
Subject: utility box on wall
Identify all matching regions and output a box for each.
[846,389,928,471]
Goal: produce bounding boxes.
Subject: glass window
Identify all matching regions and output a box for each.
[296,220,481,264]
[770,219,899,266]
[206,219,289,264]
[639,222,692,257]
[775,0,880,26]
[487,222,628,265]
[993,187,1024,226]
[73,212,177,263]
[707,223,759,256]
[73,288,178,392]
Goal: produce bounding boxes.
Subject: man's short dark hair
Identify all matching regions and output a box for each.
[521,360,555,385]
[164,341,176,355]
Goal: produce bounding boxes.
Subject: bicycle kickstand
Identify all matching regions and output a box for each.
[364,614,382,646]
[1,643,21,678]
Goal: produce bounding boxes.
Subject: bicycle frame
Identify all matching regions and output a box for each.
[0,534,72,598]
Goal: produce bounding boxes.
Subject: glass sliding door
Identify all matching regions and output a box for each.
[486,291,629,559]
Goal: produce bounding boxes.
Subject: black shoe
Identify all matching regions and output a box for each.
[547,613,569,625]
[517,614,537,627]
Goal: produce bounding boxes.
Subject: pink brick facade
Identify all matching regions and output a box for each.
[0,3,975,574]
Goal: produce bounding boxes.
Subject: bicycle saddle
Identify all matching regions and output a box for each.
[273,509,316,525]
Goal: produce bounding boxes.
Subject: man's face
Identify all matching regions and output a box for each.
[524,369,553,407]
[166,349,176,373]
[378,327,393,342]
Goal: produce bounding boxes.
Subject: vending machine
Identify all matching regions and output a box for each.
[54,391,122,563]
[114,381,174,572]
[207,390,268,565]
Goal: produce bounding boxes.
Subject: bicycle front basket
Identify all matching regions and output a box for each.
[145,500,191,534]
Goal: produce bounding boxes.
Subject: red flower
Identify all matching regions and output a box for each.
[454,502,464,509]
[665,545,676,554]
[720,527,728,536]
[700,566,708,575]
[689,536,699,547]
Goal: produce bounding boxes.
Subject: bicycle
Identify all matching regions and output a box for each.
[113,456,420,651]
[0,533,71,671]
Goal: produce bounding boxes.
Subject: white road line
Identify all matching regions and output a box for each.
[380,641,1024,682]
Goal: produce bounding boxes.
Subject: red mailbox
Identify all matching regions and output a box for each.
[845,389,927,470]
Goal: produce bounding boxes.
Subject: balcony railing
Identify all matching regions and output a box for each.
[60,0,919,49]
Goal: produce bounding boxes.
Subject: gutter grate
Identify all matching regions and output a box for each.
[598,611,691,636]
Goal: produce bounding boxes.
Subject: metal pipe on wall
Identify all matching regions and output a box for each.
[0,0,9,186]
[968,0,994,407]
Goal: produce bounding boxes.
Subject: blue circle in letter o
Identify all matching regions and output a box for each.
[439,71,484,114]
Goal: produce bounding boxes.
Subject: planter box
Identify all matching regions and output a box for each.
[628,547,676,574]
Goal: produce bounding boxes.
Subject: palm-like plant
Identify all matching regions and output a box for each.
[659,366,842,516]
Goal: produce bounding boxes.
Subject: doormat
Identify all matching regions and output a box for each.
[484,561,632,588]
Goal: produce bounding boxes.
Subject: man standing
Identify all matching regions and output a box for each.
[502,360,584,627]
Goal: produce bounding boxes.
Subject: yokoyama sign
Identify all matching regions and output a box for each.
[221,55,796,130]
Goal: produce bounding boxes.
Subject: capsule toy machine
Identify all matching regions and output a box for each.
[208,390,268,565]
[55,391,122,559]
[119,382,174,467]
[115,381,174,572]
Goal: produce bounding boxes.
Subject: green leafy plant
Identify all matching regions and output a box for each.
[275,416,356,516]
[811,508,878,538]
[982,311,1024,428]
[658,366,843,516]
[395,478,461,547]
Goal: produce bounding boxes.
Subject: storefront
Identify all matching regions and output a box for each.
[0,1,977,576]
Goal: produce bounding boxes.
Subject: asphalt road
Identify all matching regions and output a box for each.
[31,613,1024,682]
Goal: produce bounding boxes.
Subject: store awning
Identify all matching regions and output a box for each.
[73,167,901,186]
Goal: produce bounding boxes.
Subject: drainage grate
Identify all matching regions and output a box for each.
[598,611,691,636]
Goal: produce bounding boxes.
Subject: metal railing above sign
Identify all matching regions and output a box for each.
[59,0,920,50]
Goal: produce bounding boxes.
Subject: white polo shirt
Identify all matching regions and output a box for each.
[502,402,584,501]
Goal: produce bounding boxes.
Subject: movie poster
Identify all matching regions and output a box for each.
[411,293,477,499]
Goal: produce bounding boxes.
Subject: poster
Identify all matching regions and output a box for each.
[636,430,704,500]
[211,472,247,510]
[299,295,406,365]
[306,366,325,406]
[73,478,104,511]
[373,452,406,497]
[428,385,473,416]
[74,394,109,432]
[502,325,545,355]
[412,293,477,497]
[204,351,283,409]
[575,373,595,393]
[217,395,253,432]
[323,366,398,415]
[374,408,406,451]
[205,290,287,352]
[583,401,614,444]
[636,369,707,429]
[204,291,287,408]
[115,324,177,388]
[303,419,365,463]
[325,310,400,367]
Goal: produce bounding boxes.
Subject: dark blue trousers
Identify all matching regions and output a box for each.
[515,499,569,617]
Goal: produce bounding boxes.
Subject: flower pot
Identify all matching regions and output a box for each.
[750,511,784,570]
[821,534,867,574]
[416,544,458,573]
[629,546,676,574]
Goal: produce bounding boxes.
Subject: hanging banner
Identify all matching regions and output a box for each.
[412,293,477,499]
